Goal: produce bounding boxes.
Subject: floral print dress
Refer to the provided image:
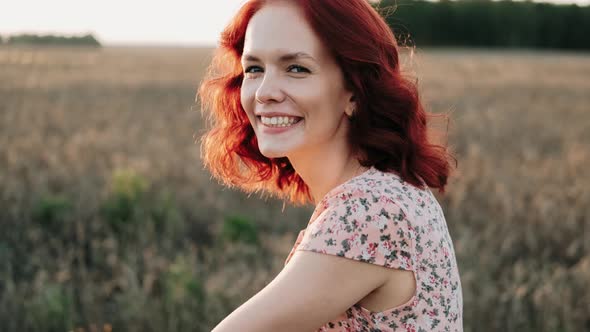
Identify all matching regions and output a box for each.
[284,166,463,331]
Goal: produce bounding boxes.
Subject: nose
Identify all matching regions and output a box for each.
[254,70,285,104]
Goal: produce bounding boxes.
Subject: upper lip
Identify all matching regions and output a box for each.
[255,112,303,118]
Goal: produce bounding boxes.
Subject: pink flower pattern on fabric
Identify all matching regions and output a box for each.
[284,166,463,331]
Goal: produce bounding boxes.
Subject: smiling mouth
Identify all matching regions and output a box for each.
[256,116,304,128]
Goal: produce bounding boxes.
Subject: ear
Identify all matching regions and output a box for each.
[345,95,356,118]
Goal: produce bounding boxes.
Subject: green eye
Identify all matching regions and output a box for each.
[288,65,310,73]
[245,66,262,73]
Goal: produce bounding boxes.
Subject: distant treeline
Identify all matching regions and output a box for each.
[375,0,590,50]
[0,33,101,47]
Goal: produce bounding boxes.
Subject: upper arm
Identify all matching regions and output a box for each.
[211,190,414,332]
[211,250,392,332]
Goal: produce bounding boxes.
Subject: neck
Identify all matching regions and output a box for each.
[288,143,368,207]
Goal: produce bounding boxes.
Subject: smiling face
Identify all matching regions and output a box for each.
[240,1,355,160]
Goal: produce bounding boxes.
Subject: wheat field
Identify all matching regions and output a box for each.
[0,46,588,332]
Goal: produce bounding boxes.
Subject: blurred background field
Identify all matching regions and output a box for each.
[1,45,588,332]
[6,0,590,317]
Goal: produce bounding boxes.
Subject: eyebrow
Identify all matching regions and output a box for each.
[241,52,316,63]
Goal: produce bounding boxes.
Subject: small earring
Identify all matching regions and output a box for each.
[347,105,356,118]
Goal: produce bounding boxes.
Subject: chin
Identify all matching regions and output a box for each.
[258,142,294,158]
[259,150,288,159]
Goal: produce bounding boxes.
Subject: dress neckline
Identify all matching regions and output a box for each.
[314,165,376,209]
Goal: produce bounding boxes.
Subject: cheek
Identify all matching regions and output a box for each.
[293,82,327,113]
[305,85,341,119]
[240,86,249,111]
[240,85,259,128]
[240,85,255,114]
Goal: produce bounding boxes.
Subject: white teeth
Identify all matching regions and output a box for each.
[260,116,302,127]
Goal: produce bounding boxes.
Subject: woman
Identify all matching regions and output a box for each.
[198,0,463,331]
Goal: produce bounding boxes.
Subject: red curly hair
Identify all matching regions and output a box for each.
[197,0,456,206]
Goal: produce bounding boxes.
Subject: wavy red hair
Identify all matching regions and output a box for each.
[197,0,456,206]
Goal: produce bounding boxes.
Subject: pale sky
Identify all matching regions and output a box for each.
[1,0,588,46]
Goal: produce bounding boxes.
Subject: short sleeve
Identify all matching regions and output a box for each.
[296,189,415,271]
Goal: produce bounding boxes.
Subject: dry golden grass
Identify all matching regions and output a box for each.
[0,45,588,331]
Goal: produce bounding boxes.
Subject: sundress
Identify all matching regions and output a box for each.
[284,165,463,331]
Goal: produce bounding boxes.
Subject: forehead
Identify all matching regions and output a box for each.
[243,2,326,61]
